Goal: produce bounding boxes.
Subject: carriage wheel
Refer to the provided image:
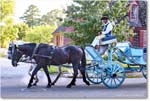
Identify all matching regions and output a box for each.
[101,62,126,88]
[86,64,102,84]
[141,65,147,79]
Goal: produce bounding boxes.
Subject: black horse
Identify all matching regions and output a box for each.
[11,43,90,88]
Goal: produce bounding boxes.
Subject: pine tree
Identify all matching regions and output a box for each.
[40,9,65,26]
[20,5,40,27]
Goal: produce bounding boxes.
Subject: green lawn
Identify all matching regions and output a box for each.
[47,65,69,74]
[46,61,142,78]
[0,53,6,57]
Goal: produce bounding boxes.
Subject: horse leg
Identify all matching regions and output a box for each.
[28,65,39,86]
[51,65,62,85]
[43,66,52,88]
[78,66,90,86]
[27,65,41,88]
[33,75,39,86]
[66,64,78,88]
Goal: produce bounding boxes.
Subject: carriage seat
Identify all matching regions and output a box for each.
[124,47,146,65]
[116,43,146,65]
[85,46,103,63]
[100,35,117,45]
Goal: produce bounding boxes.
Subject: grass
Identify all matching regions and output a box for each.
[41,59,143,79]
[47,65,69,74]
[0,53,6,57]
[126,75,143,78]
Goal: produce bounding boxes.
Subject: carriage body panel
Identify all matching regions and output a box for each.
[85,41,147,88]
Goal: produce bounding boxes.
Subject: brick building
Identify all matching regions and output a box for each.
[52,26,73,46]
[128,0,147,48]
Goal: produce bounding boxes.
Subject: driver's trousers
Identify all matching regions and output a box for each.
[91,34,105,47]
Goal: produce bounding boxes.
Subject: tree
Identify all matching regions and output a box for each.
[64,0,109,46]
[20,5,40,27]
[64,0,134,46]
[40,9,65,26]
[0,0,14,21]
[24,25,56,43]
[14,23,29,40]
[104,0,134,41]
[0,0,17,48]
[0,25,18,48]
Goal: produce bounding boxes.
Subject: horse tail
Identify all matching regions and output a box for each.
[81,47,86,68]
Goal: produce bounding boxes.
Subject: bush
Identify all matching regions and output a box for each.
[14,23,29,40]
[0,53,6,57]
[24,25,56,43]
[0,25,18,48]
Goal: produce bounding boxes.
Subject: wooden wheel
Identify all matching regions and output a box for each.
[86,64,102,84]
[101,62,126,88]
[141,65,147,79]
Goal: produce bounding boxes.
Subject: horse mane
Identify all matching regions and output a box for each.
[18,43,37,55]
[35,43,52,55]
[24,43,37,47]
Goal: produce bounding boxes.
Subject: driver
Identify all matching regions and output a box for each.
[91,16,113,51]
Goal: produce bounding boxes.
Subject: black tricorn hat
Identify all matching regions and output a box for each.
[101,16,109,20]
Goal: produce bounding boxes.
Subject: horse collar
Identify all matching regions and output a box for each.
[49,46,55,56]
[32,44,39,58]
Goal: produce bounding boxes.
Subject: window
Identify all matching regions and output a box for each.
[130,4,139,22]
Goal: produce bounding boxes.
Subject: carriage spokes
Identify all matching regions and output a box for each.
[85,41,147,88]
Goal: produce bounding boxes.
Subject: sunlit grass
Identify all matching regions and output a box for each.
[47,65,69,74]
[0,53,6,57]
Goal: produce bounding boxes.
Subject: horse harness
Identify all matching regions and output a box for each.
[32,45,71,66]
[19,44,55,64]
[32,44,55,60]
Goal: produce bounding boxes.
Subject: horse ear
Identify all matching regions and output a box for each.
[12,44,16,54]
[14,44,17,48]
[14,44,19,49]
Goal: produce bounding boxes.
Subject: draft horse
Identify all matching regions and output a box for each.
[11,43,90,88]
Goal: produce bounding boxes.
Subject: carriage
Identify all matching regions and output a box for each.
[85,36,147,88]
[9,35,147,88]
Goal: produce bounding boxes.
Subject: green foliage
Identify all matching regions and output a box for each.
[24,25,56,43]
[64,0,134,46]
[40,9,65,26]
[0,0,17,48]
[64,0,109,46]
[20,4,41,27]
[0,25,18,48]
[64,15,102,46]
[0,0,15,21]
[104,0,134,41]
[14,23,29,40]
[20,5,65,27]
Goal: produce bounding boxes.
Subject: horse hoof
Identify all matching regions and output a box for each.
[27,84,32,88]
[72,83,76,86]
[66,85,72,88]
[46,84,51,88]
[86,81,90,86]
[33,83,37,86]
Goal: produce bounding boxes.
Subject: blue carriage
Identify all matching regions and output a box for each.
[85,36,147,88]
